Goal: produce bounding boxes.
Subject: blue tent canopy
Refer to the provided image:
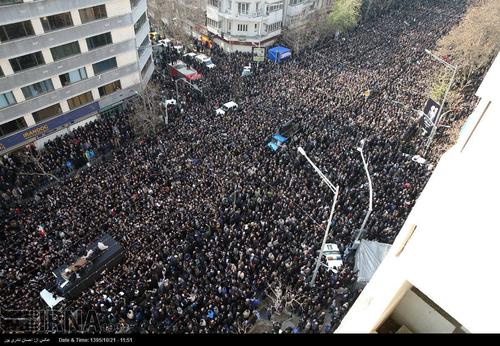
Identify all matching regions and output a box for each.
[273,134,288,143]
[268,46,292,63]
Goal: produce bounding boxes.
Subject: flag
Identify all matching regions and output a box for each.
[38,225,46,237]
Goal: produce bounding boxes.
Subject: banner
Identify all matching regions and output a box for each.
[419,98,440,134]
[253,47,265,62]
[0,102,99,153]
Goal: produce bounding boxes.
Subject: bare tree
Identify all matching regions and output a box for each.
[436,0,500,87]
[18,146,60,183]
[128,82,164,138]
[266,280,305,318]
[234,319,252,334]
[149,0,207,45]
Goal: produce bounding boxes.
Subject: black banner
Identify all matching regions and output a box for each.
[419,98,440,134]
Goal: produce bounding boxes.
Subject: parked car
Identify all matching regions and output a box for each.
[323,243,343,274]
[242,65,252,77]
[215,101,239,115]
[195,54,216,69]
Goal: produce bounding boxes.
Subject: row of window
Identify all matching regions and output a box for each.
[266,21,282,33]
[0,79,122,137]
[6,33,114,74]
[1,57,117,110]
[0,5,107,43]
[134,12,148,34]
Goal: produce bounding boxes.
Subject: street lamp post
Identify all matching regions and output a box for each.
[423,49,457,156]
[297,147,340,288]
[352,139,373,249]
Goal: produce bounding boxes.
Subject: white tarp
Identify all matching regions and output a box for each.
[354,240,392,284]
[40,289,65,308]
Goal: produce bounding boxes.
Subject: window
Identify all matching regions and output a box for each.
[50,41,81,61]
[0,0,23,5]
[79,5,107,24]
[0,91,16,109]
[130,0,141,9]
[289,0,304,5]
[237,24,248,32]
[207,18,219,29]
[267,2,283,14]
[208,0,219,7]
[59,67,88,86]
[86,32,112,50]
[238,2,249,14]
[141,56,152,78]
[9,51,45,72]
[134,12,147,34]
[21,79,55,99]
[138,35,150,57]
[92,57,117,75]
[41,12,73,32]
[266,21,282,33]
[0,118,27,137]
[0,20,35,42]
[98,80,121,97]
[67,91,94,110]
[32,103,62,123]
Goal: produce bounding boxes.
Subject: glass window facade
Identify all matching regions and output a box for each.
[98,80,121,97]
[86,32,113,50]
[0,20,35,42]
[92,57,117,75]
[50,41,81,61]
[41,12,74,32]
[67,91,94,110]
[79,5,107,24]
[59,67,88,86]
[9,51,45,72]
[21,79,55,99]
[0,91,16,109]
[32,103,63,123]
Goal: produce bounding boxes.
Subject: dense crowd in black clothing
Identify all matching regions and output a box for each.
[0,0,477,334]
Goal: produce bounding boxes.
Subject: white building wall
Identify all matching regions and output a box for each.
[336,54,500,334]
[0,0,154,154]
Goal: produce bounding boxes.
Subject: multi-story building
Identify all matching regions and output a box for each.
[0,0,154,154]
[335,55,500,333]
[205,0,333,53]
[283,0,332,29]
[206,0,284,52]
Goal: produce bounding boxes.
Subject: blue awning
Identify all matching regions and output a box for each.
[273,134,288,143]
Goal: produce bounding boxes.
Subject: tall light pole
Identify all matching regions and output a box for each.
[297,147,340,287]
[423,49,457,156]
[352,139,373,250]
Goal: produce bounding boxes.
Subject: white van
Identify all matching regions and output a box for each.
[195,54,216,69]
[323,243,343,274]
[215,101,238,115]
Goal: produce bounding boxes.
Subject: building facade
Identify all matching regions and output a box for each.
[205,0,333,53]
[0,0,154,154]
[335,55,500,333]
[206,0,284,52]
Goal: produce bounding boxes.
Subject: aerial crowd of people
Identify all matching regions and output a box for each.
[0,0,477,334]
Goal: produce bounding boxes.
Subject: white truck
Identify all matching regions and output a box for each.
[215,101,239,115]
[195,54,216,69]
